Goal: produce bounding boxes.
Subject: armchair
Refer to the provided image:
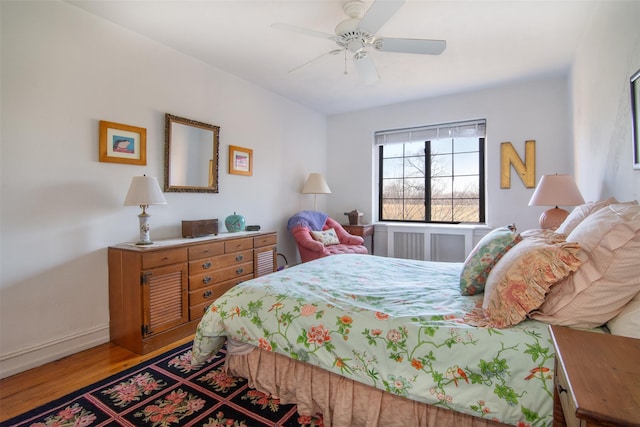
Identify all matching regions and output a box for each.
[288,211,368,263]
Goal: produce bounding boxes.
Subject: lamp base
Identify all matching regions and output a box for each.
[136,212,153,245]
[538,207,569,230]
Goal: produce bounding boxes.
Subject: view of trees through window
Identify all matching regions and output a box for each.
[379,137,485,223]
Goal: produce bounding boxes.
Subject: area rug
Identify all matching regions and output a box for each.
[2,342,324,427]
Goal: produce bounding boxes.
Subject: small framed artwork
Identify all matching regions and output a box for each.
[632,69,640,170]
[99,120,147,165]
[229,145,253,176]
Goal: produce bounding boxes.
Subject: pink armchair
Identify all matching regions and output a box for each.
[288,211,368,263]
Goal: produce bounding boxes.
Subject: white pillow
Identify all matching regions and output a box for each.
[607,292,640,338]
[310,228,340,245]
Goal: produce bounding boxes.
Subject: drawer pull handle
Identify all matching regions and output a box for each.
[236,267,244,275]
[202,276,212,284]
[203,261,212,269]
[203,290,212,298]
[236,255,244,261]
[557,384,567,395]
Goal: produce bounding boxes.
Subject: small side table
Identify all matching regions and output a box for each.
[342,224,375,255]
[549,325,640,427]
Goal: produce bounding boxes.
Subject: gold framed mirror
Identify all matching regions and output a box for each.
[164,114,219,193]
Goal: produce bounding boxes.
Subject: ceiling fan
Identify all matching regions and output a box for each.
[272,0,446,84]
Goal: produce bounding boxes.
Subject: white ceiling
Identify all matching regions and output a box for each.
[67,0,599,116]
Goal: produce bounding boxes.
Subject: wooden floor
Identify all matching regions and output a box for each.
[0,336,194,422]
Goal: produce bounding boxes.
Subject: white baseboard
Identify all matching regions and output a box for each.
[0,325,110,379]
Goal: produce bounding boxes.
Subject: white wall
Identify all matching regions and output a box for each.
[571,0,640,202]
[326,76,574,236]
[0,1,326,377]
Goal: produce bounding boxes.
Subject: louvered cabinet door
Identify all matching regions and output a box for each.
[141,264,188,337]
[254,233,277,277]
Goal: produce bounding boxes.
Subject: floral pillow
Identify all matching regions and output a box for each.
[459,224,521,296]
[310,228,340,246]
[479,237,583,328]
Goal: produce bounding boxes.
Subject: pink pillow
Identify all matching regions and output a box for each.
[531,203,640,328]
[555,197,617,235]
[476,237,582,328]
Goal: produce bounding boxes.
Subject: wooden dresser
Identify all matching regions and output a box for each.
[549,325,640,427]
[108,231,277,354]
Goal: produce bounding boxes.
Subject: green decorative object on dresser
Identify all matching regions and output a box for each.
[225,212,246,232]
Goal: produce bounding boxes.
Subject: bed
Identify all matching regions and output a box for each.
[191,201,640,427]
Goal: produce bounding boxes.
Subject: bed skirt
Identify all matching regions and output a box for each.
[225,346,512,427]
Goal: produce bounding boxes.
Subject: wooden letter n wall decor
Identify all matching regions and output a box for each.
[500,140,536,188]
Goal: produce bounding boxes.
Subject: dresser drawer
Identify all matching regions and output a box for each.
[214,262,254,282]
[189,280,239,307]
[188,249,253,276]
[188,271,216,291]
[224,237,253,253]
[189,276,250,320]
[188,241,224,260]
[141,248,188,269]
[254,233,277,248]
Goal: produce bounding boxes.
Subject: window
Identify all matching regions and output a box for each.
[377,120,486,223]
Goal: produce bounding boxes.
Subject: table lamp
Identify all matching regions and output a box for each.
[124,175,167,245]
[528,174,584,229]
[302,173,332,211]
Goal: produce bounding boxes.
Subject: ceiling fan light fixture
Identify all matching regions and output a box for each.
[354,50,367,60]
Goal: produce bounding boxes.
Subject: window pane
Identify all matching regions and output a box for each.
[404,199,425,221]
[431,177,452,198]
[382,158,404,178]
[454,137,478,153]
[383,144,404,158]
[404,156,425,178]
[404,141,424,157]
[453,198,479,222]
[453,152,479,175]
[403,178,425,198]
[453,175,479,198]
[431,139,452,155]
[382,178,403,197]
[431,154,452,177]
[381,198,404,220]
[431,198,452,222]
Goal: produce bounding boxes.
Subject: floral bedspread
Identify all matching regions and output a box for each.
[192,254,558,426]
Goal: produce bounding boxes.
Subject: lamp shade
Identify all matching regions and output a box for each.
[528,174,584,207]
[301,173,331,195]
[124,175,167,206]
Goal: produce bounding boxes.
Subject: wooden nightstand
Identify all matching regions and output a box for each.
[342,224,375,255]
[549,325,640,427]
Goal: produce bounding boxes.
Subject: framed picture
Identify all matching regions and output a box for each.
[99,120,147,165]
[632,69,640,170]
[229,145,253,176]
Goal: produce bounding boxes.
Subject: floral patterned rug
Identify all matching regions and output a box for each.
[2,342,323,427]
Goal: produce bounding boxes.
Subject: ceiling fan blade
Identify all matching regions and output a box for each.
[353,53,380,85]
[289,49,343,73]
[271,22,335,40]
[376,37,446,55]
[358,0,405,34]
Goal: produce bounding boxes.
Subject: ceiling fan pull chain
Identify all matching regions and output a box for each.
[343,50,348,75]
